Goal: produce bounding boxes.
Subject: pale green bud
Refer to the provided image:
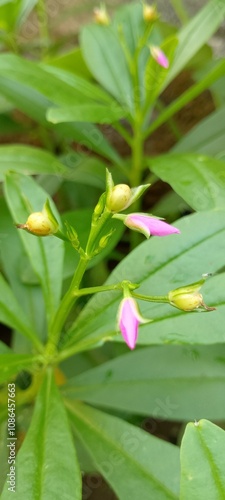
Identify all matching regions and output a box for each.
[107,184,132,213]
[168,278,216,312]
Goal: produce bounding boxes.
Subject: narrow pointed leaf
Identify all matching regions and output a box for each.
[67,401,180,499]
[180,419,225,500]
[1,371,82,499]
[164,0,225,87]
[80,25,133,111]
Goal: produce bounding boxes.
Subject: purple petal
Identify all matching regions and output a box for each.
[125,214,180,237]
[150,46,169,68]
[118,298,140,349]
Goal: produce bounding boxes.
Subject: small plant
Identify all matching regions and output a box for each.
[1,1,225,498]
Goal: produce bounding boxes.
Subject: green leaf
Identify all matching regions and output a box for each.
[0,353,40,384]
[47,103,127,124]
[0,0,37,32]
[63,344,225,421]
[46,47,92,79]
[0,198,47,348]
[80,25,133,111]
[149,153,225,211]
[0,145,68,180]
[0,341,11,354]
[4,173,64,326]
[66,401,180,499]
[172,105,225,158]
[164,0,225,87]
[63,210,225,350]
[0,273,42,350]
[180,419,225,500]
[0,54,121,165]
[1,370,82,499]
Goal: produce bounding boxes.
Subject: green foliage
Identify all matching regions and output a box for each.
[1,1,225,498]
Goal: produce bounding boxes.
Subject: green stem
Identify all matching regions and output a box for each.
[132,292,169,303]
[46,256,90,353]
[36,0,49,57]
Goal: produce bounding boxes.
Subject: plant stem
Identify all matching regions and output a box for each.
[36,0,49,57]
[46,255,90,353]
[132,292,170,303]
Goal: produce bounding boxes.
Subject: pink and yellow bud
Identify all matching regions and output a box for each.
[114,213,180,239]
[150,45,169,68]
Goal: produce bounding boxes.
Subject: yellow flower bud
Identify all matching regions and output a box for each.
[16,199,59,237]
[143,4,158,22]
[107,184,132,213]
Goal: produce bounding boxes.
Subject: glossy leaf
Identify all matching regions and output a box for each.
[0,145,67,181]
[66,401,180,499]
[63,344,225,421]
[1,371,82,499]
[80,25,133,111]
[164,0,225,87]
[149,153,225,211]
[4,172,64,326]
[47,103,127,124]
[0,273,42,350]
[62,211,225,351]
[0,353,40,384]
[180,419,225,499]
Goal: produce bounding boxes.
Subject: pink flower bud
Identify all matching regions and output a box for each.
[150,45,169,68]
[121,213,180,239]
[118,297,150,349]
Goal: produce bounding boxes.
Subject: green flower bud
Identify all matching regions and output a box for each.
[107,184,132,213]
[168,278,216,312]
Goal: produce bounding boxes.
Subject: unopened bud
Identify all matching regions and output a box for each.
[16,199,59,237]
[93,5,110,25]
[168,279,216,312]
[107,184,132,213]
[143,4,158,22]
